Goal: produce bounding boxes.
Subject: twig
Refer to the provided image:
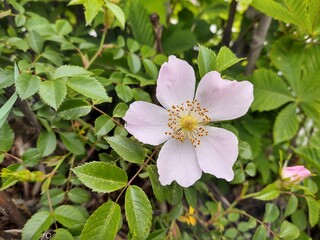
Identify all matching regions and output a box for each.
[219,0,238,47]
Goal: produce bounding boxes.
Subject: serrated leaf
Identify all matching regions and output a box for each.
[42,50,63,66]
[105,135,145,164]
[306,196,320,227]
[105,1,125,29]
[40,188,65,207]
[147,165,166,202]
[67,76,110,101]
[8,37,29,52]
[60,132,85,155]
[125,185,152,239]
[54,205,87,228]
[94,115,115,136]
[251,69,294,111]
[39,79,67,110]
[54,65,91,79]
[26,30,43,53]
[51,229,74,240]
[37,131,57,157]
[0,122,14,152]
[294,147,320,172]
[80,201,121,240]
[15,73,41,99]
[198,45,217,78]
[0,70,14,89]
[128,0,154,46]
[69,0,103,25]
[115,84,133,102]
[263,203,279,223]
[216,46,244,72]
[72,161,127,193]
[273,103,299,144]
[55,19,73,36]
[254,183,280,201]
[67,187,91,204]
[279,220,300,239]
[284,195,298,217]
[58,99,91,120]
[21,211,53,240]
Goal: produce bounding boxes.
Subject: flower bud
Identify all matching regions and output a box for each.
[281,165,311,183]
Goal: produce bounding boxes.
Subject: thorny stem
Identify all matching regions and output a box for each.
[115,147,159,203]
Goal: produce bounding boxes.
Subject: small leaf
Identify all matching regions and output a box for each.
[263,203,279,223]
[147,165,166,202]
[216,46,244,72]
[198,45,217,78]
[0,70,14,89]
[142,59,158,79]
[0,92,17,128]
[58,99,91,120]
[279,220,300,239]
[37,131,57,157]
[67,187,91,204]
[125,185,153,239]
[39,79,67,110]
[306,196,320,227]
[15,73,41,99]
[60,132,86,155]
[115,84,133,102]
[53,65,91,79]
[94,115,115,136]
[0,122,14,152]
[80,201,121,240]
[273,103,299,144]
[294,147,320,172]
[51,229,74,240]
[284,195,298,217]
[55,19,73,36]
[54,205,87,228]
[72,161,127,193]
[105,1,125,29]
[254,183,280,201]
[128,53,141,73]
[67,76,110,101]
[105,135,145,164]
[252,225,266,240]
[113,102,128,117]
[40,188,65,207]
[21,211,53,240]
[69,0,103,25]
[26,30,43,53]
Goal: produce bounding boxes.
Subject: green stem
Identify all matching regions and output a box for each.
[86,27,108,69]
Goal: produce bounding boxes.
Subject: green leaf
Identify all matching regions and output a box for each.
[294,147,320,172]
[0,70,14,89]
[250,69,294,111]
[42,50,63,66]
[60,132,86,155]
[54,205,87,228]
[15,14,26,27]
[216,46,244,72]
[270,37,305,93]
[26,30,43,54]
[67,187,91,204]
[263,203,279,223]
[113,102,128,117]
[128,0,154,46]
[254,183,280,201]
[127,53,141,74]
[142,59,158,79]
[8,37,29,52]
[284,195,298,217]
[72,161,127,193]
[132,88,152,102]
[39,79,67,110]
[37,131,57,157]
[115,84,134,102]
[300,101,320,125]
[21,211,53,240]
[15,73,41,99]
[105,135,145,164]
[0,92,17,129]
[273,103,299,144]
[58,99,91,120]
[0,122,14,152]
[198,45,217,78]
[80,201,121,240]
[94,115,115,136]
[69,0,103,25]
[40,188,65,207]
[51,229,74,240]
[279,220,300,239]
[163,30,197,54]
[105,1,125,29]
[127,38,140,53]
[54,65,91,79]
[245,162,256,176]
[125,185,152,239]
[306,196,320,227]
[147,165,166,202]
[67,76,110,101]
[252,225,266,240]
[55,19,73,36]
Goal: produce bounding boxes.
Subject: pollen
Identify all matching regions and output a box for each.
[165,99,211,147]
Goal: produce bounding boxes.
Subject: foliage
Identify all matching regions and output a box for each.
[1,0,320,239]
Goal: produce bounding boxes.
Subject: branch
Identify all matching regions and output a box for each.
[219,0,238,47]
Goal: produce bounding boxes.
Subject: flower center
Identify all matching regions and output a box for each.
[165,99,211,147]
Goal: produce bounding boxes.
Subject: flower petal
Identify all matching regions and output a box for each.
[123,101,171,145]
[156,56,196,109]
[195,126,238,181]
[195,71,254,121]
[157,139,202,187]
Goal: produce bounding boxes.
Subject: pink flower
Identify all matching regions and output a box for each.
[281,165,311,183]
[123,56,254,187]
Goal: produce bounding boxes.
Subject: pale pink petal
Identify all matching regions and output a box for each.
[195,71,254,121]
[123,101,171,145]
[156,56,196,109]
[157,139,202,187]
[195,127,238,181]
